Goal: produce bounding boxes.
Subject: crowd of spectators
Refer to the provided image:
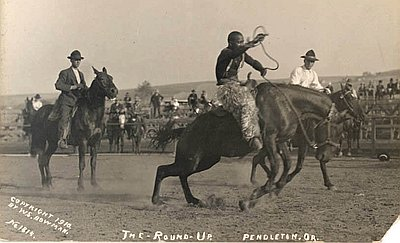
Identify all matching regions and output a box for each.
[357,78,399,100]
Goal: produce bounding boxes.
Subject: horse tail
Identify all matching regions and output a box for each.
[30,105,53,157]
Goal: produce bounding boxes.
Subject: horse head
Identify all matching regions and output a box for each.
[330,86,365,122]
[91,67,118,99]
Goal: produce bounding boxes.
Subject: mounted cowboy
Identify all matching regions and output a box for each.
[48,50,88,149]
[289,49,331,94]
[32,94,43,111]
[215,31,267,151]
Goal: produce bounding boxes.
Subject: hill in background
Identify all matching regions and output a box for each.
[1,69,399,110]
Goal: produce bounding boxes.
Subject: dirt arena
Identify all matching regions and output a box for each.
[0,152,399,242]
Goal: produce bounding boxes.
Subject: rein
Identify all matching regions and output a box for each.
[339,90,355,115]
[314,118,341,149]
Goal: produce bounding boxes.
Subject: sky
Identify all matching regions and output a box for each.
[0,0,399,95]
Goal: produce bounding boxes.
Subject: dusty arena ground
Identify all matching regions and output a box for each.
[0,152,399,242]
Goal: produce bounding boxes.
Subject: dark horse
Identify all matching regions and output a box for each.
[330,86,364,157]
[152,83,352,210]
[106,113,125,153]
[125,113,146,154]
[337,118,362,157]
[30,67,118,190]
[249,84,365,194]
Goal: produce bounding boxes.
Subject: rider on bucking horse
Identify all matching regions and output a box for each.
[215,31,267,151]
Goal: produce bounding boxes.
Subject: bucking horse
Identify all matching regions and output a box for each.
[152,82,363,211]
[30,67,118,190]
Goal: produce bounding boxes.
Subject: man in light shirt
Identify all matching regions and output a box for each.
[289,49,330,94]
[49,50,87,149]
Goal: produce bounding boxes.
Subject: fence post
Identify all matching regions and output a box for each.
[371,118,376,156]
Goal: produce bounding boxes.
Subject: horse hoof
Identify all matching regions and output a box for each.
[152,198,165,206]
[328,186,338,191]
[77,186,85,192]
[239,200,250,212]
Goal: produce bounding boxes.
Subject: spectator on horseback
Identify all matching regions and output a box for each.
[344,79,358,99]
[150,89,164,118]
[367,80,374,99]
[199,90,211,112]
[124,92,132,109]
[187,89,199,114]
[215,31,267,151]
[289,49,331,94]
[376,80,385,100]
[109,98,124,120]
[387,78,396,99]
[48,50,87,149]
[131,96,142,114]
[32,94,43,111]
[358,83,367,99]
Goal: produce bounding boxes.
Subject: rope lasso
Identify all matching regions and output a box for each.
[252,25,279,71]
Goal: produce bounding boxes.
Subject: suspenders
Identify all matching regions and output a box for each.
[226,53,245,75]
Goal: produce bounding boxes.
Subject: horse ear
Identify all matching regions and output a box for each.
[92,66,100,75]
[102,67,107,74]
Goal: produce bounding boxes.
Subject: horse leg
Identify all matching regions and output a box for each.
[120,131,124,153]
[90,145,99,187]
[250,148,271,186]
[179,175,205,206]
[77,141,87,191]
[152,163,183,205]
[286,141,308,183]
[337,135,344,157]
[275,143,292,193]
[137,136,142,154]
[240,136,279,211]
[320,160,336,191]
[37,151,47,188]
[43,143,57,187]
[347,135,352,156]
[239,179,276,211]
[264,135,279,187]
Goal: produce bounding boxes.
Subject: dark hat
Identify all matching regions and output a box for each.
[301,49,319,61]
[191,89,196,92]
[67,50,84,60]
[34,94,41,99]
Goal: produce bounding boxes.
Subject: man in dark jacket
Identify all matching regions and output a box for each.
[150,90,164,118]
[49,50,87,149]
[187,89,199,114]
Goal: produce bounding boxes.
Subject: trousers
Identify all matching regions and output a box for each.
[216,81,261,141]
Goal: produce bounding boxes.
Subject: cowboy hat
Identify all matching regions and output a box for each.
[34,94,41,99]
[67,50,84,60]
[301,49,319,61]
